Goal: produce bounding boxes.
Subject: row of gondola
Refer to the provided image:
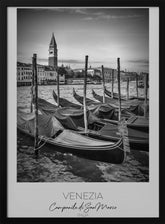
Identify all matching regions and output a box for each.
[17,87,149,164]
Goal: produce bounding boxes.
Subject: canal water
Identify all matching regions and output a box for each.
[17,82,149,182]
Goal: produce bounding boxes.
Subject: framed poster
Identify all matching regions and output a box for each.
[0,0,164,222]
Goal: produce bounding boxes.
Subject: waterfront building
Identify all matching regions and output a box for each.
[73,68,84,74]
[17,62,32,86]
[38,65,57,85]
[87,68,95,76]
[96,67,143,82]
[70,78,84,85]
[121,71,137,81]
[96,67,117,82]
[87,68,101,77]
[17,62,65,86]
[73,68,102,77]
[66,77,93,85]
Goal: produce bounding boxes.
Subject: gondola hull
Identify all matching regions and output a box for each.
[17,111,125,164]
[17,128,125,164]
[87,129,149,152]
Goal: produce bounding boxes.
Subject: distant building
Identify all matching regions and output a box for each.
[38,65,57,85]
[97,67,117,82]
[97,67,141,82]
[72,68,102,77]
[87,69,95,76]
[73,68,84,73]
[17,62,33,86]
[120,72,138,81]
[66,77,93,85]
[104,68,117,82]
[17,62,65,86]
[48,33,58,68]
[70,78,84,85]
[87,68,101,77]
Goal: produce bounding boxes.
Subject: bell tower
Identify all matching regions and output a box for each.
[48,33,58,68]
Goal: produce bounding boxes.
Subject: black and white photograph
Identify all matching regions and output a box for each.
[17,8,149,183]
[0,0,160,218]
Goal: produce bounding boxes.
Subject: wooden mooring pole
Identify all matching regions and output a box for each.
[144,73,148,118]
[126,77,129,100]
[33,53,39,157]
[30,58,35,113]
[101,65,105,103]
[136,73,139,99]
[83,55,88,133]
[117,58,122,121]
[111,69,114,98]
[57,69,60,107]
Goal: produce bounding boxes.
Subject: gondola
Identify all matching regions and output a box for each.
[53,89,94,108]
[92,89,147,116]
[73,87,98,106]
[104,87,127,101]
[17,109,125,164]
[38,98,149,151]
[73,87,136,108]
[72,89,149,132]
[52,90,82,109]
[104,87,147,101]
[53,90,134,120]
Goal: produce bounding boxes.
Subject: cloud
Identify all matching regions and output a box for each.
[103,14,143,19]
[58,59,104,64]
[38,58,85,64]
[127,59,149,64]
[58,8,145,21]
[38,58,48,63]
[75,8,145,21]
[74,9,88,15]
[38,57,104,65]
[82,17,93,21]
[19,8,145,22]
[59,59,84,64]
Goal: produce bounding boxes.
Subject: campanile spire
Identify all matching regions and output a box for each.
[48,33,57,68]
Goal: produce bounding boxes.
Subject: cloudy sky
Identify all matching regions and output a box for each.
[17,8,149,72]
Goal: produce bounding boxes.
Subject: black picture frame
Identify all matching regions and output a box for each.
[0,0,164,223]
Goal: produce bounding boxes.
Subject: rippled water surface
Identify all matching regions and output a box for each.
[17,82,149,182]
